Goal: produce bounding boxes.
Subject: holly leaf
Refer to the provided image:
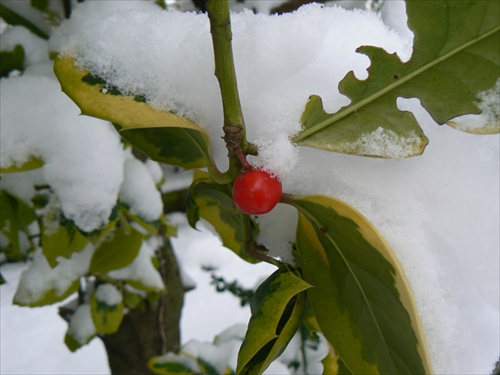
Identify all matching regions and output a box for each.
[64,304,97,352]
[0,44,25,77]
[0,155,43,173]
[236,265,310,375]
[0,190,37,260]
[289,195,432,374]
[54,56,214,169]
[149,355,196,375]
[90,291,124,335]
[42,220,89,268]
[89,226,143,273]
[293,0,499,157]
[186,170,259,263]
[0,4,49,39]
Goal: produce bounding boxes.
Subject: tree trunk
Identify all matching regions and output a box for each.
[100,238,185,375]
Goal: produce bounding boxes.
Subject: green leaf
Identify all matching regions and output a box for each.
[187,170,258,264]
[13,248,86,307]
[149,355,196,375]
[42,220,89,268]
[0,190,37,260]
[64,331,84,352]
[64,304,97,352]
[0,156,43,173]
[14,277,79,307]
[289,195,432,374]
[120,127,211,170]
[236,265,310,375]
[90,291,124,335]
[0,4,49,39]
[30,0,50,13]
[53,56,213,170]
[89,226,143,273]
[30,0,61,26]
[123,289,145,310]
[293,0,499,157]
[0,44,25,77]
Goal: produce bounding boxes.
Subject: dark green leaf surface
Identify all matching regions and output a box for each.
[120,127,210,169]
[237,265,310,375]
[290,195,432,374]
[0,44,25,77]
[293,0,499,157]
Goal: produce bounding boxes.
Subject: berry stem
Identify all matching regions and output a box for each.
[234,145,252,171]
[240,213,281,267]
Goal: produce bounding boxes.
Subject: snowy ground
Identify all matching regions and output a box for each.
[1,216,279,374]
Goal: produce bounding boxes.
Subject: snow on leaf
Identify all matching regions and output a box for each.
[90,285,124,335]
[13,247,94,307]
[107,241,164,292]
[293,0,500,157]
[65,304,97,351]
[54,56,214,170]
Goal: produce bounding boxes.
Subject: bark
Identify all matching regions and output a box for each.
[100,238,185,375]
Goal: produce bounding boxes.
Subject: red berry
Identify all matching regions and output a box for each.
[232,170,282,215]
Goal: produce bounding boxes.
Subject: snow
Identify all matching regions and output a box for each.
[95,284,123,306]
[120,155,163,221]
[0,263,109,375]
[0,75,126,232]
[107,241,165,291]
[68,303,97,345]
[1,1,499,374]
[0,26,49,67]
[13,246,95,306]
[336,127,423,158]
[61,4,413,174]
[450,79,500,133]
[145,159,164,185]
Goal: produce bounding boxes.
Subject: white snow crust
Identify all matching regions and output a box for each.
[108,241,165,291]
[0,75,126,232]
[120,156,163,222]
[68,303,97,345]
[95,283,123,306]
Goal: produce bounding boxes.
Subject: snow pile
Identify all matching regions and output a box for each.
[95,284,123,306]
[14,246,95,305]
[120,155,163,221]
[60,4,412,175]
[68,304,97,345]
[108,241,165,291]
[0,75,126,232]
[0,26,49,67]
